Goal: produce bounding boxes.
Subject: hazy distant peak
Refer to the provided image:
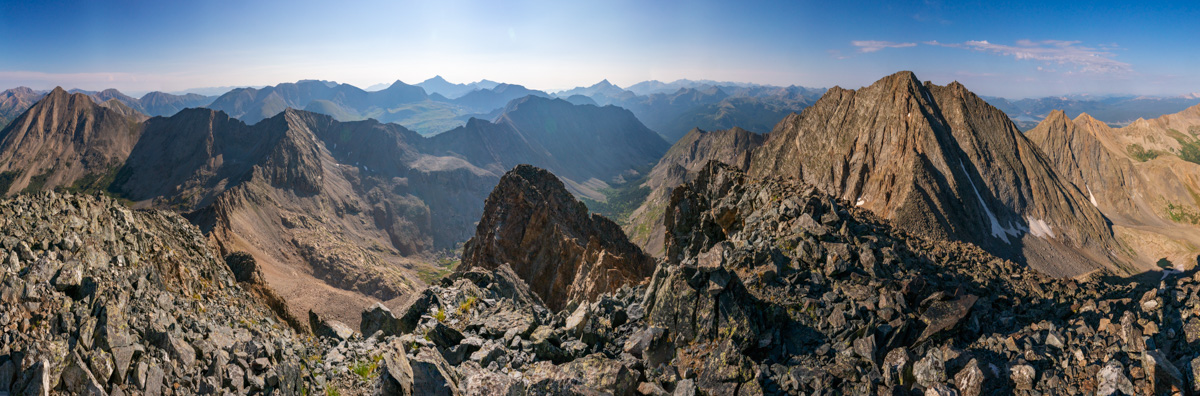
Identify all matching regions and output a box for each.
[296,79,339,88]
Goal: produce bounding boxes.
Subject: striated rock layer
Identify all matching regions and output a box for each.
[460,164,656,311]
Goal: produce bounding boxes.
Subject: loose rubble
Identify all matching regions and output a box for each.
[5,162,1200,395]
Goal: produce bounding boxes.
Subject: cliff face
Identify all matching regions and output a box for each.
[748,71,1130,276]
[460,164,656,311]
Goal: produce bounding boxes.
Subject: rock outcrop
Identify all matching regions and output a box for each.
[625,127,765,256]
[0,191,314,394]
[460,164,656,311]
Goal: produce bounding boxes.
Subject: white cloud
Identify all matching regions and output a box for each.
[929,39,1132,74]
[851,40,917,53]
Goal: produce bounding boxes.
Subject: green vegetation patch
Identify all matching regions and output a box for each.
[0,170,20,195]
[1177,139,1200,165]
[349,355,383,381]
[62,165,123,195]
[581,184,651,224]
[1127,143,1162,162]
[21,167,54,194]
[1166,202,1200,225]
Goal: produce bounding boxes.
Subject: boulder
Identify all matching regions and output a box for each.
[309,310,356,340]
[913,348,945,388]
[1097,360,1134,396]
[61,352,107,396]
[1009,364,1036,391]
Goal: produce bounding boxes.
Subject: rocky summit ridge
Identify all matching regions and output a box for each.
[9,163,1200,395]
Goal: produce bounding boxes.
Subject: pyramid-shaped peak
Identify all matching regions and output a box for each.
[1044,109,1070,123]
[1072,112,1103,125]
[594,79,615,87]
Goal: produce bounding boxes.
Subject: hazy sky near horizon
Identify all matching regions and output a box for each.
[1,0,1197,98]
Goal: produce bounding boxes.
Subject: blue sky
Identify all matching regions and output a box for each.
[1,0,1197,98]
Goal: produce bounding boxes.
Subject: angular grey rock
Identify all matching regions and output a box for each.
[953,359,985,396]
[360,302,404,338]
[1009,363,1036,391]
[61,352,107,396]
[918,295,978,341]
[1142,350,1183,393]
[883,347,915,388]
[309,310,355,340]
[1097,360,1134,396]
[913,348,945,388]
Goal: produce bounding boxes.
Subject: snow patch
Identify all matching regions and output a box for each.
[1025,216,1056,239]
[1086,185,1098,207]
[922,89,934,104]
[855,198,866,207]
[960,163,1021,243]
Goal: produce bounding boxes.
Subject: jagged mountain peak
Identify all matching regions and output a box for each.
[460,164,654,311]
[0,85,145,195]
[749,71,1129,277]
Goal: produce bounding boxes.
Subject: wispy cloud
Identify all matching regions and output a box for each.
[928,40,1132,74]
[851,40,917,53]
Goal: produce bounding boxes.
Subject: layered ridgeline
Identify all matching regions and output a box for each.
[0,87,46,129]
[0,91,666,326]
[0,88,146,196]
[624,127,765,256]
[745,71,1133,277]
[69,88,215,117]
[555,79,823,142]
[206,79,553,136]
[985,94,1200,131]
[414,75,500,99]
[1028,108,1200,268]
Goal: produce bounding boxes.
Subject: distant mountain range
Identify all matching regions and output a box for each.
[414,75,500,99]
[7,78,1200,143]
[552,79,825,141]
[984,94,1200,131]
[68,88,215,117]
[0,89,666,324]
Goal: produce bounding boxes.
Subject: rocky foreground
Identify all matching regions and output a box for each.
[3,163,1200,395]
